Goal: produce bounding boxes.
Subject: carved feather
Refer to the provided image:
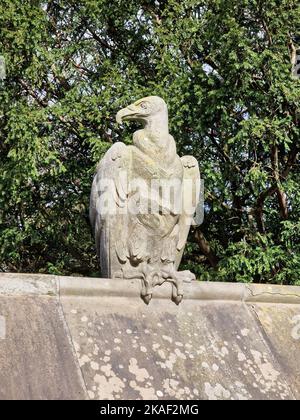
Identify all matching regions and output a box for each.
[90,142,130,275]
[175,156,201,269]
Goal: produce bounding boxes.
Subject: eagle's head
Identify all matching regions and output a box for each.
[116,96,168,126]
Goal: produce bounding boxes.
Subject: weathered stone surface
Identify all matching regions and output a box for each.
[0,272,58,296]
[90,96,201,304]
[0,274,300,400]
[0,292,86,400]
[61,297,297,400]
[250,303,300,399]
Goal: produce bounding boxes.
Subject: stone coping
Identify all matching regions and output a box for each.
[0,273,299,305]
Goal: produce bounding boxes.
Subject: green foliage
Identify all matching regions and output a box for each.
[0,0,299,284]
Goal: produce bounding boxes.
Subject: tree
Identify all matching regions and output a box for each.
[0,0,299,284]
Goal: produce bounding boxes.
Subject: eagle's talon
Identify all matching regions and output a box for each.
[142,294,152,305]
[182,271,196,283]
[173,294,183,305]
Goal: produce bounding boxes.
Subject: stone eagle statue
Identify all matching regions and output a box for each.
[90,96,200,304]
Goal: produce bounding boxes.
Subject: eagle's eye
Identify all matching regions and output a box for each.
[140,102,147,109]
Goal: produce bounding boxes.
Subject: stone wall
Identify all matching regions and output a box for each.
[0,273,300,400]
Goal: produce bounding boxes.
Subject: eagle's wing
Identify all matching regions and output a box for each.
[90,142,131,276]
[175,156,201,269]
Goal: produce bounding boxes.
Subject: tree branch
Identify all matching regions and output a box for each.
[195,229,219,267]
[254,145,298,232]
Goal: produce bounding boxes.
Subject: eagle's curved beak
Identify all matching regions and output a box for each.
[116,105,138,124]
[116,108,126,124]
[116,107,132,124]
